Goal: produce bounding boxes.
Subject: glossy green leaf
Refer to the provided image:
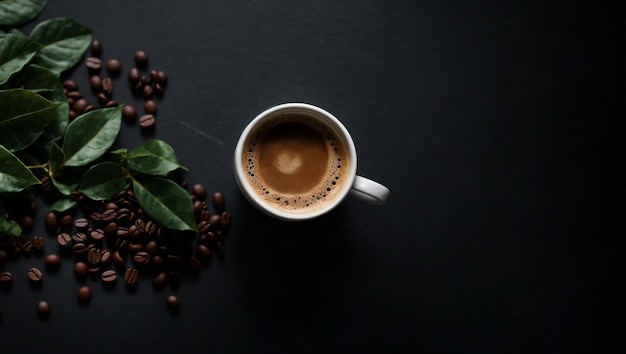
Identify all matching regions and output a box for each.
[127,139,188,176]
[49,198,77,213]
[133,176,197,232]
[0,89,60,151]
[0,0,47,27]
[0,144,40,193]
[15,65,69,145]
[48,141,78,195]
[29,17,92,75]
[0,218,21,237]
[61,106,122,167]
[0,34,42,85]
[80,162,126,200]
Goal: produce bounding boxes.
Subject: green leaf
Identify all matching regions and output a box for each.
[127,139,188,176]
[49,198,77,213]
[0,89,60,151]
[47,141,78,195]
[29,17,92,75]
[0,34,43,85]
[80,162,126,200]
[61,106,122,167]
[14,65,69,146]
[0,144,40,193]
[133,176,197,232]
[0,218,21,237]
[0,0,47,27]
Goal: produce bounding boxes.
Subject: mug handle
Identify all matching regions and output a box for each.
[349,175,390,205]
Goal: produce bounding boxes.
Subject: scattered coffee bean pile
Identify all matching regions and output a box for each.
[63,39,168,130]
[0,184,230,317]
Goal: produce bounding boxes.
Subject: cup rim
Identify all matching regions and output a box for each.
[234,102,357,221]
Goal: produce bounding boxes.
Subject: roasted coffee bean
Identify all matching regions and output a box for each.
[104,222,118,237]
[89,211,102,222]
[105,100,118,107]
[57,232,72,247]
[32,236,44,251]
[144,99,157,114]
[134,219,146,233]
[196,244,212,261]
[69,110,78,120]
[85,57,102,71]
[90,40,102,57]
[112,251,125,268]
[22,240,33,254]
[101,269,117,283]
[127,243,143,253]
[145,221,156,235]
[152,255,164,268]
[44,253,61,269]
[133,251,150,266]
[0,250,8,264]
[105,58,122,76]
[208,214,221,229]
[124,268,139,285]
[139,114,156,128]
[72,98,88,113]
[63,80,79,91]
[165,255,182,268]
[192,184,207,200]
[87,248,102,264]
[134,50,148,67]
[142,84,154,99]
[84,104,98,113]
[122,104,137,123]
[165,295,180,310]
[130,80,143,93]
[212,192,225,213]
[127,225,142,239]
[88,266,101,275]
[197,221,210,233]
[153,272,167,289]
[116,226,129,238]
[89,228,105,242]
[37,301,50,318]
[0,271,13,284]
[101,209,116,222]
[100,249,112,265]
[72,243,88,256]
[18,215,34,232]
[59,214,73,230]
[77,285,92,304]
[145,240,158,255]
[154,82,165,96]
[72,232,88,243]
[74,261,89,278]
[149,70,159,82]
[156,71,168,86]
[45,212,58,230]
[27,267,43,282]
[89,75,102,91]
[101,77,113,94]
[200,210,211,222]
[187,256,202,271]
[193,200,206,215]
[128,67,140,84]
[220,212,232,227]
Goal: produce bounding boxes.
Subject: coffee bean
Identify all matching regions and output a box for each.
[87,248,102,265]
[105,58,122,76]
[142,84,154,99]
[31,236,44,252]
[197,221,210,233]
[44,254,61,269]
[63,80,79,91]
[37,301,50,318]
[145,221,157,235]
[128,67,140,84]
[69,110,78,120]
[59,214,73,230]
[89,228,105,242]
[220,212,232,227]
[192,184,207,200]
[139,114,156,128]
[77,285,92,304]
[74,261,89,278]
[22,240,33,254]
[66,90,83,100]
[187,256,202,271]
[156,71,168,86]
[134,50,148,67]
[27,267,43,282]
[165,255,182,268]
[208,214,221,229]
[89,211,102,223]
[57,232,72,247]
[105,100,119,107]
[104,222,118,237]
[100,250,112,265]
[127,243,143,253]
[144,99,157,114]
[152,255,164,268]
[153,272,167,289]
[212,192,225,213]
[72,232,88,243]
[85,57,102,71]
[112,251,125,268]
[101,269,117,283]
[45,212,58,230]
[165,295,180,310]
[0,250,8,264]
[124,268,139,285]
[90,40,102,57]
[101,209,117,222]
[18,215,34,232]
[101,77,113,95]
[72,243,88,256]
[73,98,88,113]
[133,251,150,266]
[196,244,212,261]
[145,241,158,255]
[89,75,102,91]
[0,271,13,284]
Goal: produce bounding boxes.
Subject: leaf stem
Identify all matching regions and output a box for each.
[27,163,48,172]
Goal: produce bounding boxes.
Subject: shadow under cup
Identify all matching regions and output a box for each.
[234,103,358,221]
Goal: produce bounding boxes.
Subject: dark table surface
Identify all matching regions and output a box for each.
[1,1,624,353]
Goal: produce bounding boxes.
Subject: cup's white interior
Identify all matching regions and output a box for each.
[234,103,358,221]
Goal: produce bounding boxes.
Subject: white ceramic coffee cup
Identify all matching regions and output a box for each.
[234,103,389,221]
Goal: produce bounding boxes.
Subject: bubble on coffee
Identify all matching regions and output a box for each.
[243,114,349,213]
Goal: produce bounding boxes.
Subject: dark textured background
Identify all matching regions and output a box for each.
[1,1,624,353]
